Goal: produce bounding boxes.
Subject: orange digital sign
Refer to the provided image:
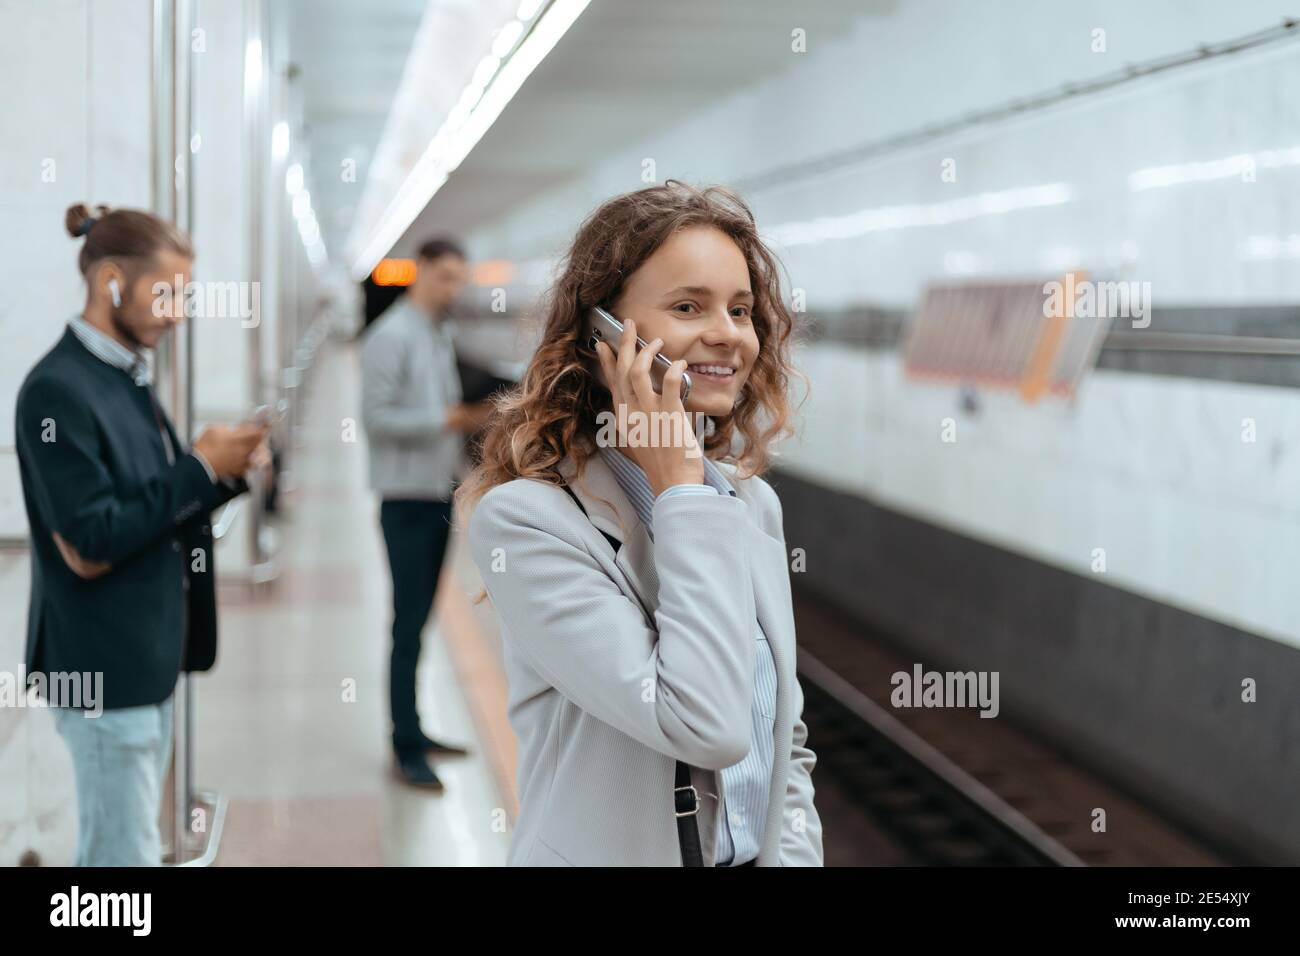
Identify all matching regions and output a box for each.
[372,258,418,286]
[471,259,516,287]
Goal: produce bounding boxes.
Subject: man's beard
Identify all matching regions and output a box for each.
[108,291,149,352]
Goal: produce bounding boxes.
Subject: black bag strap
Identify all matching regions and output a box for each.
[560,482,622,555]
[558,480,704,867]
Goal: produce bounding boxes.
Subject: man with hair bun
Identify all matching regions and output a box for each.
[14,202,269,866]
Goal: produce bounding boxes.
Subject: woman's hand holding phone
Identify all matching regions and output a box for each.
[595,316,703,497]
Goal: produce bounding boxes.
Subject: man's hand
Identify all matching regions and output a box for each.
[445,404,473,433]
[193,424,268,478]
[445,402,494,434]
[244,439,272,480]
[52,532,111,580]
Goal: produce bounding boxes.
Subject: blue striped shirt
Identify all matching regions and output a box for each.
[70,315,151,385]
[598,446,777,866]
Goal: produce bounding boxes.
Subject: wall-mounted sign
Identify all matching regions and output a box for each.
[902,274,1113,402]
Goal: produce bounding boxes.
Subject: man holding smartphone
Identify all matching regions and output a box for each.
[360,237,486,789]
[18,203,270,865]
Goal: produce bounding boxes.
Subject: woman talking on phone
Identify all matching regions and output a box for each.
[460,181,822,866]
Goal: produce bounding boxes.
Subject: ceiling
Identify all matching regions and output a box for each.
[396,0,891,252]
[287,0,893,265]
[285,0,430,255]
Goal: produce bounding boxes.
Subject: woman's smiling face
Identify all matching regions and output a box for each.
[610,225,761,417]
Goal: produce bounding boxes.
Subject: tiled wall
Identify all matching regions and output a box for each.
[0,0,153,540]
[468,0,1300,311]
[776,341,1300,646]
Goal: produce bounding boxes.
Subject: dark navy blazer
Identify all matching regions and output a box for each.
[15,328,245,710]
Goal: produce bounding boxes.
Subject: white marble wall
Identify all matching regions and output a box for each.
[189,0,260,574]
[191,0,254,422]
[748,39,1300,309]
[778,344,1300,647]
[0,0,153,539]
[470,0,1300,307]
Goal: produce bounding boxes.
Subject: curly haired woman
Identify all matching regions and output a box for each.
[460,181,822,867]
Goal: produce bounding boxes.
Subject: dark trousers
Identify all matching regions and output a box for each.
[379,499,453,756]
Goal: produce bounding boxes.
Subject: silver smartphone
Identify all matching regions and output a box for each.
[583,305,692,402]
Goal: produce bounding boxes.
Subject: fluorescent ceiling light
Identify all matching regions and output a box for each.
[350,0,592,279]
[492,19,525,58]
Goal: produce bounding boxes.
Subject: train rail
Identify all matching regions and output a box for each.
[792,589,1229,867]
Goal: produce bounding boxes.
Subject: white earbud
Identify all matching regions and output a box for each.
[108,278,122,308]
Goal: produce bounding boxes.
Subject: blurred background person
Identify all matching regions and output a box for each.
[14,204,269,866]
[360,237,487,789]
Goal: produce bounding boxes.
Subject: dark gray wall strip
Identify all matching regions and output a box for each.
[794,305,1300,390]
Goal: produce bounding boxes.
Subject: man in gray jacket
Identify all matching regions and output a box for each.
[361,237,483,789]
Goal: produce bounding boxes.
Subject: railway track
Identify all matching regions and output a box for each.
[792,588,1229,867]
[801,651,1079,865]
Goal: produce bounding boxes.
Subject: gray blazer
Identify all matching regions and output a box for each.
[467,445,823,866]
[359,298,463,500]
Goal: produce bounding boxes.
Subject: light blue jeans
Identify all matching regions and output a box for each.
[54,694,175,866]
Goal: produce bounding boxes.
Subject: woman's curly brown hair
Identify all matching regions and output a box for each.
[455,180,802,516]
